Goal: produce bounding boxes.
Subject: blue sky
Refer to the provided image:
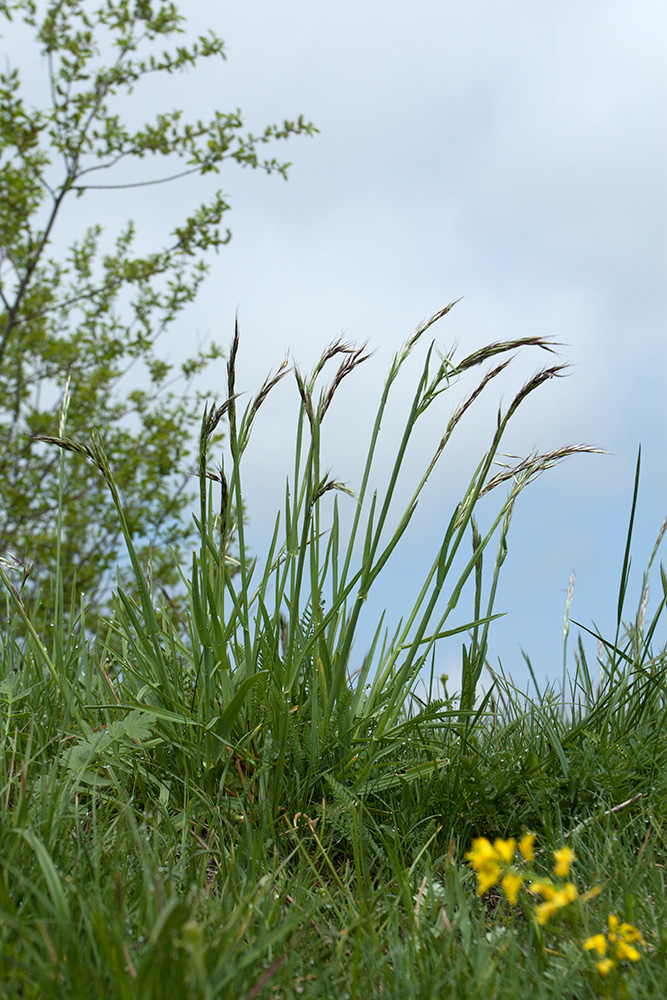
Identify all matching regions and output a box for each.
[7,0,666,692]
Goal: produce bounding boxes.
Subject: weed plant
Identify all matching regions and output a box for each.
[1,307,666,998]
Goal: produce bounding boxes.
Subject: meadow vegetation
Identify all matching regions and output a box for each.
[1,309,666,998]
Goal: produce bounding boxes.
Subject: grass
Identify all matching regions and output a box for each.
[1,305,666,998]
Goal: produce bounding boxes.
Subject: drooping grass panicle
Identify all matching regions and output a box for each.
[29,306,607,816]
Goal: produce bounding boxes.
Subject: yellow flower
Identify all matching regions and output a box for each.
[529,879,556,900]
[584,914,645,976]
[556,883,578,906]
[536,900,558,925]
[493,837,516,864]
[476,862,501,895]
[597,958,614,977]
[584,934,607,956]
[534,883,577,925]
[519,832,536,862]
[465,837,496,869]
[553,846,575,878]
[618,922,646,946]
[501,872,523,906]
[465,838,501,895]
[615,941,641,963]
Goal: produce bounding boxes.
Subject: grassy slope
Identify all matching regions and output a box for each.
[1,318,666,998]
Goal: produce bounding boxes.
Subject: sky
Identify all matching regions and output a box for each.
[184,0,667,693]
[6,0,667,695]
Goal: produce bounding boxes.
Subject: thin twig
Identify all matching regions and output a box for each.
[565,792,648,838]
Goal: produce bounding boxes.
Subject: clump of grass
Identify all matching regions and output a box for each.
[1,306,665,998]
[40,305,599,811]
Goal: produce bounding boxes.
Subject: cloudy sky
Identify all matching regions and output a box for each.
[186,0,666,692]
[11,0,667,693]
